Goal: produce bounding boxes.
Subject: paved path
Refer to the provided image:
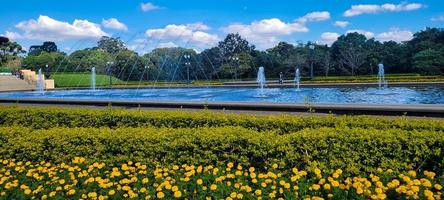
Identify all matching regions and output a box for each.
[0,76,34,92]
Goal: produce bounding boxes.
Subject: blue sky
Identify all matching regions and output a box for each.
[1,0,443,53]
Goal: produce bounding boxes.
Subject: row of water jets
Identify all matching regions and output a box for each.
[256,64,387,96]
[36,64,387,93]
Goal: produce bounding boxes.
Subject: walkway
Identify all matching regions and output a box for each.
[0,76,34,92]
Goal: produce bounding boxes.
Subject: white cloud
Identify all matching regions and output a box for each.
[9,15,107,41]
[140,2,161,12]
[344,3,424,17]
[376,29,413,42]
[145,23,219,49]
[102,18,128,31]
[298,11,331,23]
[222,18,307,49]
[3,31,23,40]
[157,42,178,48]
[431,15,444,21]
[347,29,375,39]
[220,11,329,49]
[333,21,349,28]
[319,32,340,46]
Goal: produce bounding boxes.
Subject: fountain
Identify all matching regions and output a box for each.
[378,63,387,88]
[91,67,96,91]
[36,68,44,92]
[257,66,266,97]
[294,67,301,90]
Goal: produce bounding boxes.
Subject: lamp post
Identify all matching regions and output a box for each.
[44,64,50,79]
[184,54,191,84]
[309,44,315,80]
[144,65,150,82]
[106,61,114,88]
[229,56,240,80]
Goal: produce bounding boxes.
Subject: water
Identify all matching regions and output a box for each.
[378,64,387,88]
[257,66,266,97]
[294,68,301,90]
[91,67,96,91]
[36,68,44,92]
[2,87,444,105]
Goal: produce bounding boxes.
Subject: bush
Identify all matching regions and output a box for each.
[0,126,442,174]
[0,106,443,133]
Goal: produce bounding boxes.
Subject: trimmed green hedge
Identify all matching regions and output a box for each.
[0,126,442,174]
[0,106,443,133]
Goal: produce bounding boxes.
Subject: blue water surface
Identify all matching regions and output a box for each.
[0,87,443,105]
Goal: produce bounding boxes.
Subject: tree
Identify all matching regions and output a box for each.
[97,36,126,54]
[331,33,369,76]
[408,28,444,53]
[217,33,255,59]
[413,49,444,75]
[66,49,112,73]
[0,37,25,65]
[28,41,58,56]
[22,52,66,71]
[0,36,9,45]
[41,41,58,53]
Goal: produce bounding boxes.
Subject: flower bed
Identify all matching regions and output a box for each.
[0,158,442,199]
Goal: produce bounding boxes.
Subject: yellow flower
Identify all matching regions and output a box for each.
[311,184,320,191]
[210,184,217,191]
[227,162,234,168]
[157,191,165,199]
[375,187,383,194]
[172,186,179,192]
[88,192,97,198]
[435,184,442,190]
[24,189,31,195]
[323,183,331,190]
[197,179,203,185]
[67,189,76,195]
[142,178,149,184]
[174,191,182,198]
[272,164,278,169]
[49,191,56,197]
[108,190,116,195]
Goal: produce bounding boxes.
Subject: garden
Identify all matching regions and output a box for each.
[0,106,443,199]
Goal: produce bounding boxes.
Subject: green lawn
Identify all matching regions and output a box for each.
[51,73,125,87]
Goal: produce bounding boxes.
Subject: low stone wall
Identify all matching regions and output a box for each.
[19,70,55,89]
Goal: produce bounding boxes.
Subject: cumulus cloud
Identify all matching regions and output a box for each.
[344,3,423,17]
[298,11,331,23]
[3,31,23,40]
[145,23,219,49]
[219,11,329,49]
[376,29,413,42]
[7,15,108,41]
[346,29,375,39]
[319,32,340,46]
[222,18,308,49]
[102,18,128,31]
[140,2,161,12]
[333,21,349,28]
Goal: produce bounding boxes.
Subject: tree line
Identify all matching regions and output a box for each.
[0,27,443,81]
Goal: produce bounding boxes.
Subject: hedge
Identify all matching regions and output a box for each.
[0,106,443,133]
[0,126,442,174]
